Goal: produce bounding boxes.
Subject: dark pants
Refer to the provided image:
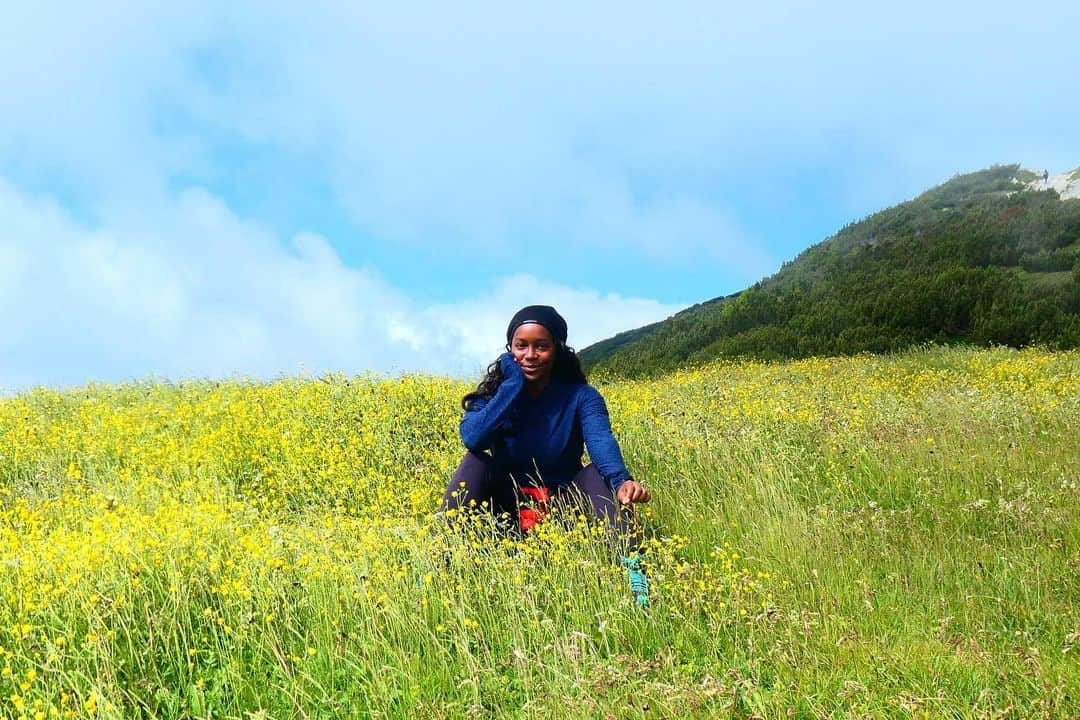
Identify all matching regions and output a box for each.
[442,450,640,551]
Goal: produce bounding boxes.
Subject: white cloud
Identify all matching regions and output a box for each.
[2,1,1077,397]
[423,274,685,375]
[0,179,683,392]
[3,1,1077,292]
[0,3,799,275]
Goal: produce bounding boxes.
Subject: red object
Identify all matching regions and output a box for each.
[518,486,551,532]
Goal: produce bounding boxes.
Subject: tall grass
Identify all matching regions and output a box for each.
[0,346,1077,718]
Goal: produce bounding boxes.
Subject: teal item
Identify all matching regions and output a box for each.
[621,555,650,609]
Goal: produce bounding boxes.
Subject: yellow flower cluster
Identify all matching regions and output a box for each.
[0,345,1074,717]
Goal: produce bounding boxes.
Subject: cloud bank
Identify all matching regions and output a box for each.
[0,179,683,392]
[2,1,1077,390]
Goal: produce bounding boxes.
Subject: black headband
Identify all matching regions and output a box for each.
[506,305,568,345]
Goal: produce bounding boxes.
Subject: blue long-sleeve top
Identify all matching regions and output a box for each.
[460,353,633,491]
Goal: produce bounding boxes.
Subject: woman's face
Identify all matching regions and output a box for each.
[510,323,556,385]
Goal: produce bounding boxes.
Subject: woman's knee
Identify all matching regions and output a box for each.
[457,449,493,474]
[578,462,603,482]
[573,464,610,496]
[443,451,494,508]
[570,465,618,515]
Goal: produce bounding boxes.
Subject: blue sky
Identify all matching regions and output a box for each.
[2,2,1078,391]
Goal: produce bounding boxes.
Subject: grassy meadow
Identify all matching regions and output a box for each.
[0,346,1077,719]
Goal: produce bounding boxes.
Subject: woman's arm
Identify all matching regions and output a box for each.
[459,353,526,452]
[578,385,634,492]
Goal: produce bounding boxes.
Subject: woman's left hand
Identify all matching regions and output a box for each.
[616,480,651,505]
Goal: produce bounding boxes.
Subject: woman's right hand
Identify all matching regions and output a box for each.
[499,351,524,379]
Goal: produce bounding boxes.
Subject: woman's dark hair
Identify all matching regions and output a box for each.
[461,342,587,410]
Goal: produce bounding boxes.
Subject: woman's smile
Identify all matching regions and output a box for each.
[510,323,556,392]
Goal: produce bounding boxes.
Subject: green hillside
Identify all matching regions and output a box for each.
[581,164,1080,377]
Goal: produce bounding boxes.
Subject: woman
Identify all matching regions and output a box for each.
[441,305,651,607]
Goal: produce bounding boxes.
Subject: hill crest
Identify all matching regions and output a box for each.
[581,163,1080,377]
[1023,167,1080,199]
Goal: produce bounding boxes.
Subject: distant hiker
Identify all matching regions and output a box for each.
[1044,169,1049,184]
[442,305,652,607]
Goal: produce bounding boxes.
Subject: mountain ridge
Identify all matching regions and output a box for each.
[580,163,1080,377]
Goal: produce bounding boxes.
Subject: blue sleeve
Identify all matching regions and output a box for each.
[459,353,526,452]
[578,385,632,491]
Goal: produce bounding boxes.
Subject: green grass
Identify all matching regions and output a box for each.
[1,346,1078,718]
